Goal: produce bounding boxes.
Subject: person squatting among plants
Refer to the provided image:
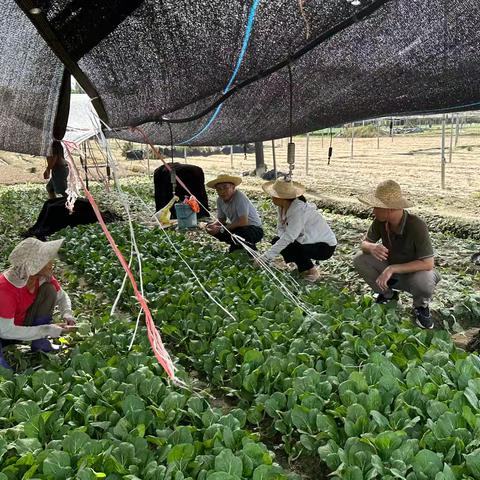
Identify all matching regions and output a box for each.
[0,238,76,369]
[204,174,264,253]
[256,178,337,283]
[353,179,441,329]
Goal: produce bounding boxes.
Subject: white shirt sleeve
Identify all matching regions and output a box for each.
[0,317,62,341]
[276,207,286,237]
[264,203,305,260]
[56,289,73,318]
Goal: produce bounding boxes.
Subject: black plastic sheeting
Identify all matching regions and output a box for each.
[0,0,64,156]
[5,0,480,153]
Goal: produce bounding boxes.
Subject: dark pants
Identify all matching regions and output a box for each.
[272,236,336,272]
[214,225,264,253]
[24,197,99,240]
[24,283,57,326]
[0,283,56,351]
[353,252,441,308]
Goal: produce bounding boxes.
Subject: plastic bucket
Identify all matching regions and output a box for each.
[174,204,197,229]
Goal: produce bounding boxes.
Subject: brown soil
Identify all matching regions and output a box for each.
[2,132,480,222]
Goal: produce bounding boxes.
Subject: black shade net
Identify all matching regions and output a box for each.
[0,0,64,156]
[107,0,480,146]
[6,0,480,153]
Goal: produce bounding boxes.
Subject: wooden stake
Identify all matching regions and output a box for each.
[230,145,234,169]
[184,147,187,163]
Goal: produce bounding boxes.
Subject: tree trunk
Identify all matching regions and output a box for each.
[255,141,265,176]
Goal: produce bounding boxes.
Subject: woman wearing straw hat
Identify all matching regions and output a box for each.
[0,238,76,369]
[205,174,264,253]
[259,178,337,282]
[354,180,440,329]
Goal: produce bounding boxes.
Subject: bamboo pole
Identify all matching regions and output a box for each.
[272,140,277,177]
[350,123,354,160]
[230,145,234,169]
[441,114,446,189]
[455,114,461,147]
[377,120,380,149]
[448,114,454,163]
[82,141,89,189]
[184,147,187,163]
[306,133,310,174]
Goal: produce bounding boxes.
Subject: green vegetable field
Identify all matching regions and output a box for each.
[1,180,480,480]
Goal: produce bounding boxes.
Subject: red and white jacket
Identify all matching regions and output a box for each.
[0,273,70,341]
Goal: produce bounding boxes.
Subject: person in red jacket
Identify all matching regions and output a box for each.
[0,238,75,369]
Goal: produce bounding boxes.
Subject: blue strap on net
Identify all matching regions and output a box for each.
[178,0,261,145]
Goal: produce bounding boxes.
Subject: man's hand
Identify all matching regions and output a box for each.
[43,168,51,180]
[370,243,389,262]
[205,223,221,235]
[253,257,263,268]
[376,266,394,292]
[253,255,270,268]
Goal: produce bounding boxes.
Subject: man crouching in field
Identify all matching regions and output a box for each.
[353,180,440,329]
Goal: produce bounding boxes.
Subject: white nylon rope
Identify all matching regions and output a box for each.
[110,245,134,316]
[94,128,147,351]
[126,184,239,323]
[92,128,238,325]
[99,122,318,315]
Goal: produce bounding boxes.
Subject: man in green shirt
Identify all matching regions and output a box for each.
[353,180,440,329]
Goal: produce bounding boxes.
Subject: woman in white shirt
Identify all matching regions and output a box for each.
[259,178,337,282]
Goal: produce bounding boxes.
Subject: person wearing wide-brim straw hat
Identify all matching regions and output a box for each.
[204,174,264,254]
[353,179,440,329]
[0,237,76,370]
[257,178,337,282]
[205,174,242,189]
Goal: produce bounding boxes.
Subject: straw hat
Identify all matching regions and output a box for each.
[262,178,305,199]
[358,180,412,209]
[8,238,64,279]
[206,174,242,189]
